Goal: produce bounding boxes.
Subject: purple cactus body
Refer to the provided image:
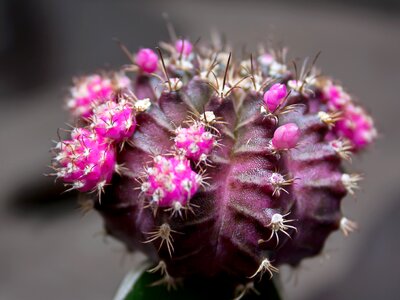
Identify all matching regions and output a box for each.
[97,87,340,277]
[50,37,376,288]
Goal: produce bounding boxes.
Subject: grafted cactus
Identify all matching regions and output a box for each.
[49,35,376,298]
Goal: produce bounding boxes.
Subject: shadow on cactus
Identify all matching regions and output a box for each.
[48,30,376,299]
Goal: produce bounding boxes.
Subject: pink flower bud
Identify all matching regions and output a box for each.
[135,48,158,73]
[263,83,287,112]
[67,75,113,118]
[174,122,215,161]
[91,100,136,143]
[175,39,193,56]
[324,83,350,110]
[272,123,300,150]
[53,128,116,192]
[335,104,376,150]
[144,156,200,207]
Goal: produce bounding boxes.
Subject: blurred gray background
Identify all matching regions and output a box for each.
[1,0,399,299]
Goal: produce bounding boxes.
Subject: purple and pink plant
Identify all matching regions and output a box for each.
[49,35,376,297]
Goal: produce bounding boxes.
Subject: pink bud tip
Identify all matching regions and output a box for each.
[53,129,116,192]
[263,83,287,112]
[91,100,136,143]
[135,48,158,73]
[175,39,193,56]
[324,82,351,110]
[335,104,376,150]
[174,122,215,161]
[67,75,113,118]
[272,123,300,150]
[143,156,200,207]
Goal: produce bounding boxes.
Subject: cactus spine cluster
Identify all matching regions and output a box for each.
[50,33,376,297]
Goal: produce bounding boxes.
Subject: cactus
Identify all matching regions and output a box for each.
[49,35,376,298]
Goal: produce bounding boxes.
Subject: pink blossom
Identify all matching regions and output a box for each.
[264,83,287,112]
[272,123,300,150]
[135,48,158,73]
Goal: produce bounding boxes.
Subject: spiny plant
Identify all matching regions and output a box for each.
[49,32,376,299]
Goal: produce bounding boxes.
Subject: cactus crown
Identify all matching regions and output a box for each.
[50,33,376,296]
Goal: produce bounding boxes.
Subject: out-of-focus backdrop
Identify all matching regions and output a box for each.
[1,0,399,299]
